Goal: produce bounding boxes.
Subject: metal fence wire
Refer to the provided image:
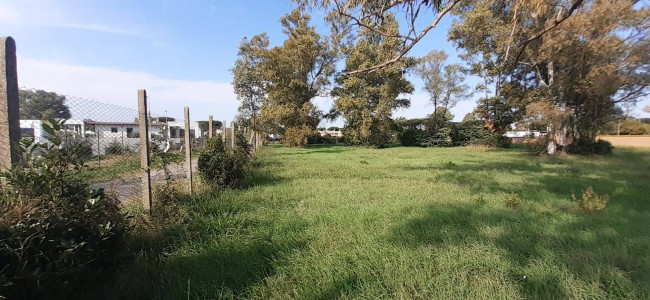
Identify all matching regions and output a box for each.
[16,87,249,204]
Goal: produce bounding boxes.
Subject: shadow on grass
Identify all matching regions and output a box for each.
[388,202,649,298]
[387,149,650,298]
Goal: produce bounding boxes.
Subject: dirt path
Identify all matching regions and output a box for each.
[92,159,198,202]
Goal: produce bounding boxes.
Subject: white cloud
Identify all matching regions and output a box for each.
[18,58,239,121]
[0,2,144,37]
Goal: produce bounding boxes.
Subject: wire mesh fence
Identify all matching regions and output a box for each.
[6,85,259,208]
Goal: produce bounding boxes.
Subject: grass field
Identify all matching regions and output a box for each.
[103,145,650,299]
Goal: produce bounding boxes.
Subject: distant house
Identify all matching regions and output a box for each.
[504,130,545,144]
[20,119,167,155]
[318,130,343,138]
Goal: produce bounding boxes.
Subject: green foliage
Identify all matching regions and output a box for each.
[91,146,650,299]
[197,138,248,189]
[333,14,413,148]
[400,120,508,148]
[0,120,128,298]
[604,118,650,135]
[453,121,493,146]
[19,89,71,120]
[257,9,336,146]
[572,187,609,214]
[566,140,613,155]
[234,131,253,157]
[283,125,315,148]
[524,137,549,156]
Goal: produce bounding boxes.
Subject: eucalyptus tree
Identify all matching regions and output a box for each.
[333,14,414,147]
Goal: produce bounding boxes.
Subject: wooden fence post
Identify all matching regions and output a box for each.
[0,37,20,169]
[208,115,213,138]
[184,107,193,194]
[138,89,152,211]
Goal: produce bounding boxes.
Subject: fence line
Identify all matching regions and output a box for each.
[1,36,262,212]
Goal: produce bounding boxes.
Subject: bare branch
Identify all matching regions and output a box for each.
[345,0,460,75]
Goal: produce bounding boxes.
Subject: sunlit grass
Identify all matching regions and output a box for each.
[102,145,650,299]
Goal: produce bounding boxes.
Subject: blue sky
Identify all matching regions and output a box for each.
[2,0,648,125]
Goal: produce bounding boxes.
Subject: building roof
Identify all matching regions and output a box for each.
[85,121,166,126]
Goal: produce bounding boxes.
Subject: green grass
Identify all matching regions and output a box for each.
[103,145,650,299]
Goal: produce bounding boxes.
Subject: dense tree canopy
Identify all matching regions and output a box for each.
[231,34,269,133]
[333,15,414,147]
[19,89,71,120]
[450,0,649,149]
[258,9,338,147]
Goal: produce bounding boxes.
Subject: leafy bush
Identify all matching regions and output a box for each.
[573,187,609,213]
[197,137,248,189]
[400,128,421,146]
[0,120,128,298]
[400,128,453,147]
[566,139,613,155]
[419,128,454,147]
[524,136,549,156]
[234,131,253,156]
[454,122,493,146]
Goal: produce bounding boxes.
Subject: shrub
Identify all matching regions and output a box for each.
[524,136,549,156]
[234,131,253,156]
[0,120,128,298]
[400,128,453,147]
[482,131,512,148]
[566,139,613,155]
[400,128,421,146]
[573,187,609,213]
[105,140,129,155]
[419,128,454,147]
[197,137,247,189]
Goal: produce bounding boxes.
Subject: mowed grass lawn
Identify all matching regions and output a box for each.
[107,145,650,299]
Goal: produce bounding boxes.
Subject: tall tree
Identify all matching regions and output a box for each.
[19,89,71,120]
[333,14,414,148]
[414,50,470,129]
[451,0,649,150]
[231,34,269,134]
[259,9,338,147]
[295,0,583,73]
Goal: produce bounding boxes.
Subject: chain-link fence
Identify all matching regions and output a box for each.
[11,86,254,206]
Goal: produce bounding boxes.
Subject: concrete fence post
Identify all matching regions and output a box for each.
[138,89,152,211]
[184,107,193,194]
[222,119,226,142]
[0,37,20,169]
[208,115,213,138]
[231,121,235,148]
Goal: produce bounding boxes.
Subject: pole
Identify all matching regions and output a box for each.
[231,121,235,148]
[184,107,193,194]
[222,120,226,142]
[208,115,213,138]
[138,90,152,210]
[97,132,101,167]
[0,37,20,169]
